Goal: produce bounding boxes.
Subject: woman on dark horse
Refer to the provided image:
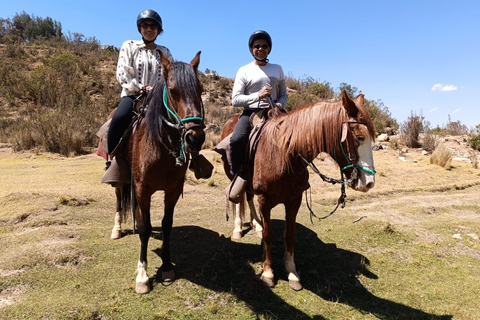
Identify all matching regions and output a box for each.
[103,9,173,183]
[229,30,288,178]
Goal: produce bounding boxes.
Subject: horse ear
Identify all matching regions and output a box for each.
[341,90,358,117]
[190,51,201,72]
[354,93,365,107]
[160,51,172,78]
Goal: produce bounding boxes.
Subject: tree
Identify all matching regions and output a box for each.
[338,82,358,97]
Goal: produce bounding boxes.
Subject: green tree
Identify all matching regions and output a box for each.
[338,82,358,97]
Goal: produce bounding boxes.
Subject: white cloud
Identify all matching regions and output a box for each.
[429,108,437,113]
[451,109,461,114]
[432,83,458,91]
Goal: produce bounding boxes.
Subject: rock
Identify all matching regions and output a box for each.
[467,233,479,240]
[377,134,389,142]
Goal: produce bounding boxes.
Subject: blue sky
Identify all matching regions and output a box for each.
[3,0,479,129]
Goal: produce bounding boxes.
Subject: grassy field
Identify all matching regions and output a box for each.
[0,143,479,320]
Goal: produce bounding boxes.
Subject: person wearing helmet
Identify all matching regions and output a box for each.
[229,30,288,176]
[103,9,173,182]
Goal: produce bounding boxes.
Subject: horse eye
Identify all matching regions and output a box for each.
[356,135,365,142]
[169,88,180,98]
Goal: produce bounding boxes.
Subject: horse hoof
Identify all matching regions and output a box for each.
[162,269,176,283]
[260,275,275,288]
[135,281,150,294]
[289,280,303,291]
[110,229,121,240]
[231,231,242,240]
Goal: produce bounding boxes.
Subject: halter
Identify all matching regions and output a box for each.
[300,120,376,222]
[161,86,205,164]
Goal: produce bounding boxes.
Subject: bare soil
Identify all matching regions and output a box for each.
[0,138,479,319]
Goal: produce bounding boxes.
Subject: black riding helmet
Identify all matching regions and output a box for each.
[136,9,163,34]
[248,30,272,52]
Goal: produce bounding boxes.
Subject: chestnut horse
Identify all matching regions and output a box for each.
[221,91,376,291]
[113,52,205,294]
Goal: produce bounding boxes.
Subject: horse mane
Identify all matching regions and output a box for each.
[261,97,375,172]
[144,60,202,144]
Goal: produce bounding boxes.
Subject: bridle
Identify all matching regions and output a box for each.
[300,120,376,222]
[159,85,205,164]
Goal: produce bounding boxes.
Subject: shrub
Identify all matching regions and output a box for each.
[430,144,452,170]
[400,111,424,148]
[468,125,480,151]
[365,99,399,135]
[422,121,438,152]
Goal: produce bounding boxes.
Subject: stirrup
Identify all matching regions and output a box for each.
[225,174,247,203]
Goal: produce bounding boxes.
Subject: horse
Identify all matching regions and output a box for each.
[220,115,263,240]
[111,51,206,294]
[220,91,376,291]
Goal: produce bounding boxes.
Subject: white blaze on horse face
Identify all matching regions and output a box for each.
[355,131,376,192]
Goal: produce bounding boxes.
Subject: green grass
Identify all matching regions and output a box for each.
[1,149,479,319]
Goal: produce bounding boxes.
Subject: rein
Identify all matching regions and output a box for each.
[300,121,376,222]
[160,85,205,165]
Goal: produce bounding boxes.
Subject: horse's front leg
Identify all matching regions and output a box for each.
[231,193,245,240]
[135,194,152,294]
[247,192,263,238]
[159,187,182,282]
[284,196,303,291]
[258,195,275,288]
[111,186,124,240]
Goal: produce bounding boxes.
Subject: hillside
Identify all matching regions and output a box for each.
[1,42,479,160]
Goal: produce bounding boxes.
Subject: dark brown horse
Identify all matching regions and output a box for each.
[221,91,376,291]
[112,52,205,294]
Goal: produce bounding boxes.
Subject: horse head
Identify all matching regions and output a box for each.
[338,90,376,192]
[160,51,205,154]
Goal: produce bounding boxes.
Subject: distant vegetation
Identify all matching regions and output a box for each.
[1,12,479,156]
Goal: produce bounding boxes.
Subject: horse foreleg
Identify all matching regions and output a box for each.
[247,193,263,238]
[284,197,303,291]
[135,195,152,294]
[231,193,245,240]
[111,187,123,240]
[258,195,275,288]
[160,189,181,283]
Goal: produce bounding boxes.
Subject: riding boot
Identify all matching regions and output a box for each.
[225,173,247,203]
[101,157,129,187]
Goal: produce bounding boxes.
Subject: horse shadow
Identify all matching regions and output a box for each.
[148,220,452,320]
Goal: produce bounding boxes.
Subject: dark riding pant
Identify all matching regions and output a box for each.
[107,96,135,154]
[229,109,256,176]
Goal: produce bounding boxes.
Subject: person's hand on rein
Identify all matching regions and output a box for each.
[259,85,272,100]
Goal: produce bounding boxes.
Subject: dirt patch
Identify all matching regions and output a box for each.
[0,285,28,309]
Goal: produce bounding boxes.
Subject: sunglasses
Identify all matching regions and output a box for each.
[253,44,269,50]
[140,23,157,30]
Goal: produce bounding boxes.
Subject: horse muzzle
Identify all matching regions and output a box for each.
[350,171,375,192]
[184,127,205,153]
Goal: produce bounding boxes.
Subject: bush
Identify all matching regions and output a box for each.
[400,111,423,148]
[430,144,452,170]
[468,125,480,151]
[422,121,438,152]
